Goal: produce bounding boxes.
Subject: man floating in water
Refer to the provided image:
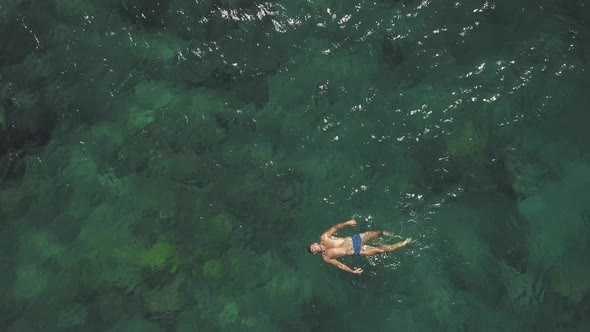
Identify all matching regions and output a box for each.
[307,219,411,274]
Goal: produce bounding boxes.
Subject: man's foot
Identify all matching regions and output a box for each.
[382,231,394,237]
[402,238,412,245]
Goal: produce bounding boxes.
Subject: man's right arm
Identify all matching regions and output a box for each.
[321,219,356,239]
[323,257,363,274]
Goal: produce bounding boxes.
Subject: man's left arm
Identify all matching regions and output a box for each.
[323,256,363,274]
[321,219,356,239]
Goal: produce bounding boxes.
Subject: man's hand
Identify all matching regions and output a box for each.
[352,268,363,275]
[403,238,412,245]
[346,219,357,227]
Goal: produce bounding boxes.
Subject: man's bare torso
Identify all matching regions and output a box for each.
[321,235,354,259]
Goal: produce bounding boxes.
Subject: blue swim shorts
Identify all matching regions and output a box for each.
[351,234,362,255]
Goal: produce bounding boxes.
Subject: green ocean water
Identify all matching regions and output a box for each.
[1,0,590,331]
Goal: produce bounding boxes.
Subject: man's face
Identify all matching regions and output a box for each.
[309,243,322,254]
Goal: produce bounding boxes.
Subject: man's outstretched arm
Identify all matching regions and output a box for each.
[323,257,363,274]
[321,219,356,239]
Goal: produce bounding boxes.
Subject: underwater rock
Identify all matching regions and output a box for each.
[239,314,275,331]
[133,80,175,110]
[0,105,5,129]
[226,248,261,288]
[264,272,300,306]
[219,302,240,328]
[497,129,559,199]
[12,264,49,301]
[498,262,544,309]
[11,89,40,111]
[57,304,88,329]
[139,240,179,272]
[112,135,152,177]
[0,84,54,155]
[108,314,162,332]
[117,0,170,29]
[88,121,126,168]
[98,256,143,290]
[246,142,275,166]
[518,162,590,269]
[214,0,263,9]
[207,213,234,245]
[0,0,22,22]
[62,147,99,188]
[98,168,130,199]
[46,21,102,49]
[0,186,28,216]
[142,34,185,64]
[144,275,185,314]
[25,231,65,261]
[90,237,183,291]
[0,9,40,62]
[159,151,211,188]
[74,204,144,289]
[54,0,96,21]
[446,120,489,166]
[203,259,223,280]
[549,258,590,305]
[381,33,404,68]
[266,47,378,113]
[7,319,36,332]
[503,152,542,199]
[428,284,458,326]
[536,33,568,60]
[157,92,228,154]
[126,106,155,132]
[171,56,222,87]
[175,307,205,332]
[96,293,125,324]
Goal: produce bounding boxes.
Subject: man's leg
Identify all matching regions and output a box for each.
[359,230,384,243]
[360,245,385,256]
[380,238,411,252]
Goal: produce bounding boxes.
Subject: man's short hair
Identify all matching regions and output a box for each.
[307,244,314,254]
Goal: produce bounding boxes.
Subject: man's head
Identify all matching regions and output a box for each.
[307,243,323,254]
